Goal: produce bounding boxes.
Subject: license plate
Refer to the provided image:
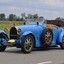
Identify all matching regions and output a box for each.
[8,39,15,43]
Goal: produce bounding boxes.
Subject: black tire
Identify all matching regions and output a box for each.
[60,36,64,49]
[0,46,6,52]
[21,35,34,53]
[41,28,53,46]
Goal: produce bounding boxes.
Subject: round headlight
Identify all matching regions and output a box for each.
[4,28,9,34]
[17,29,22,35]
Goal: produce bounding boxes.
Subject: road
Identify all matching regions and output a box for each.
[0,46,64,64]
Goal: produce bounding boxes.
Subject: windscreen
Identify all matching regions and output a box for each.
[24,18,47,25]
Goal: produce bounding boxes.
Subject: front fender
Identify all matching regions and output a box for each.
[58,31,64,43]
[22,31,33,36]
[19,31,34,44]
[0,38,8,47]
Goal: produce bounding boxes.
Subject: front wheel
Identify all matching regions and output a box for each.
[60,36,64,49]
[0,46,6,52]
[21,35,34,54]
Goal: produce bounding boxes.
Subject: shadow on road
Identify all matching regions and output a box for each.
[33,47,61,51]
[4,47,62,54]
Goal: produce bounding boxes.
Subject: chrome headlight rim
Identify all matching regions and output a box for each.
[17,29,22,35]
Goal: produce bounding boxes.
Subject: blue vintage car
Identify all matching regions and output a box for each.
[0,19,64,53]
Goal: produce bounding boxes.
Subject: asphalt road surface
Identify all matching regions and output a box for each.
[0,46,64,64]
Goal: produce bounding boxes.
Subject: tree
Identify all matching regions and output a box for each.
[16,17,21,21]
[27,14,33,19]
[0,13,5,21]
[56,17,61,20]
[8,14,17,21]
[33,14,38,19]
[56,17,64,22]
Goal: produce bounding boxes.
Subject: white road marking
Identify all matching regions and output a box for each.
[6,47,16,50]
[37,61,52,64]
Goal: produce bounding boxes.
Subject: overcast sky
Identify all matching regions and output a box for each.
[0,0,64,19]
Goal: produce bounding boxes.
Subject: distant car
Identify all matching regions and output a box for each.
[0,19,64,54]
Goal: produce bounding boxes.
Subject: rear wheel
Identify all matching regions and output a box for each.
[0,46,6,52]
[60,36,64,49]
[21,35,34,53]
[41,28,53,46]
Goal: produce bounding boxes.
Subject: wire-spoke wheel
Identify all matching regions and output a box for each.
[21,35,34,53]
[41,28,53,46]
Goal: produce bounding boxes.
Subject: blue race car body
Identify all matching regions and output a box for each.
[16,24,62,47]
[0,20,64,53]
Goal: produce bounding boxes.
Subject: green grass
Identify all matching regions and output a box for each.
[0,21,24,30]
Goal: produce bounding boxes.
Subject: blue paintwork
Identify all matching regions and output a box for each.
[58,31,64,43]
[51,27,63,46]
[0,30,8,47]
[16,24,46,47]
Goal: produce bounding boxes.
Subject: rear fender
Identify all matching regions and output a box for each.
[58,31,64,43]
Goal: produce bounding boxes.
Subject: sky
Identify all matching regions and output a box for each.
[0,0,64,20]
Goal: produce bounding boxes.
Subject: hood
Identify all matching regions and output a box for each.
[17,25,38,29]
[10,25,40,39]
[16,25,40,32]
[16,24,46,33]
[10,24,46,39]
[17,22,46,28]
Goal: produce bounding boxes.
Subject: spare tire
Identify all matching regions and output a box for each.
[41,28,53,46]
